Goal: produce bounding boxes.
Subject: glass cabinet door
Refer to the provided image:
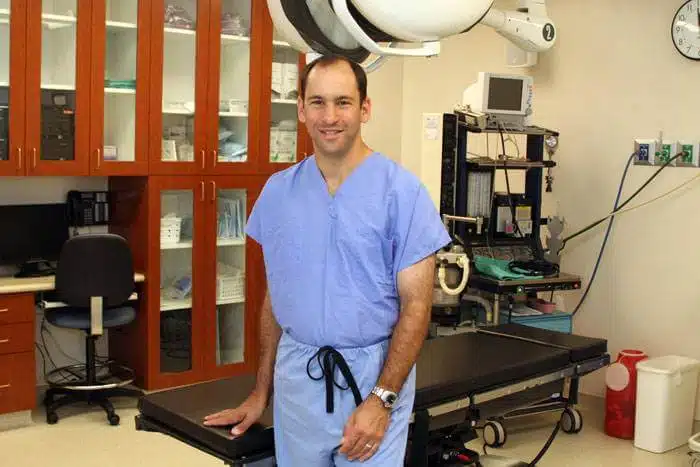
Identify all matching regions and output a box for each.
[39,0,77,162]
[214,187,247,366]
[208,0,252,171]
[26,0,89,174]
[156,0,202,170]
[0,0,21,175]
[269,36,299,165]
[159,189,196,374]
[92,0,147,173]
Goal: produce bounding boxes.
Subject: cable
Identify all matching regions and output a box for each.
[570,152,636,316]
[596,171,700,220]
[527,410,564,466]
[509,259,560,277]
[498,124,523,238]
[560,151,686,253]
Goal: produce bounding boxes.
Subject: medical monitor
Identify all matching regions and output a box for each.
[462,72,533,116]
[0,203,69,276]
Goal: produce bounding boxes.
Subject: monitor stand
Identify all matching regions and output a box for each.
[14,260,55,278]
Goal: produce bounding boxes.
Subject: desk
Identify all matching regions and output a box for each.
[0,273,146,423]
[0,273,146,295]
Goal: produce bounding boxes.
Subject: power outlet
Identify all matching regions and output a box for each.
[655,140,678,166]
[634,139,656,165]
[678,141,700,167]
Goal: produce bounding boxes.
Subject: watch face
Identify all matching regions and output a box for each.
[386,393,397,404]
[672,1,700,60]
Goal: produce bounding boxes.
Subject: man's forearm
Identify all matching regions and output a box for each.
[254,290,282,403]
[375,300,430,394]
[375,255,435,396]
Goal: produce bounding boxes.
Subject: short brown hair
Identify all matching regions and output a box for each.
[300,55,368,103]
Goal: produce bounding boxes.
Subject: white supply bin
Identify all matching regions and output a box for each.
[634,355,700,453]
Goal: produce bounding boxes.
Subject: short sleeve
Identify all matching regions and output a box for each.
[393,181,452,275]
[245,177,275,246]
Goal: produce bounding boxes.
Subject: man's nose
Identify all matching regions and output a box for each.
[322,105,339,124]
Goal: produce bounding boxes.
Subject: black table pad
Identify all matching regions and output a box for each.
[478,323,608,363]
[413,331,570,409]
[138,331,579,461]
[138,374,274,462]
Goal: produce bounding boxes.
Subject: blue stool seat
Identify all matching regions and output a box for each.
[45,306,136,330]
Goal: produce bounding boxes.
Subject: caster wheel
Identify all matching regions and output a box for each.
[46,411,58,425]
[483,420,507,448]
[561,407,583,434]
[108,414,120,426]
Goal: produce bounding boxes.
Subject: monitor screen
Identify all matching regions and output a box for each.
[0,203,69,266]
[487,77,524,112]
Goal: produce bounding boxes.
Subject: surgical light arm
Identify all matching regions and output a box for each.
[271,0,556,64]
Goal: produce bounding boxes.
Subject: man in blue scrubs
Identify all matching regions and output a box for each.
[204,55,451,466]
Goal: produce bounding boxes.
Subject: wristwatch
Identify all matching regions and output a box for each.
[371,386,398,409]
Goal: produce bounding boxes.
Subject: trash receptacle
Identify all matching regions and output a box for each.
[634,355,700,453]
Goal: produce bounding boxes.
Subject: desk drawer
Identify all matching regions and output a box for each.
[0,352,36,414]
[0,323,34,355]
[0,294,34,325]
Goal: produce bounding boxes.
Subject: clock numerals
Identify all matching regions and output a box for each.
[672,1,700,61]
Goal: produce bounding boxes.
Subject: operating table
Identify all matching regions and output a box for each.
[135,323,610,466]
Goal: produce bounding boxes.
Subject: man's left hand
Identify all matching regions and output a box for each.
[338,396,390,462]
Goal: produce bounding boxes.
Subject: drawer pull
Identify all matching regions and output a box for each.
[0,339,9,344]
[0,384,10,390]
[0,308,8,313]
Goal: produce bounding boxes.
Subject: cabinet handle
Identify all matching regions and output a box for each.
[212,149,217,167]
[32,148,37,168]
[0,308,7,313]
[200,181,204,202]
[17,147,22,170]
[211,181,216,202]
[0,339,9,344]
[96,148,101,169]
[201,149,205,170]
[0,384,10,390]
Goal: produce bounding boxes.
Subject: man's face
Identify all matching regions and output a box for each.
[298,61,371,159]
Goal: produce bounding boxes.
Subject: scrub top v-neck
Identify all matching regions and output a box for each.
[246,152,451,349]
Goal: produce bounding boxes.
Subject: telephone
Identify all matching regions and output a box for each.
[67,190,110,227]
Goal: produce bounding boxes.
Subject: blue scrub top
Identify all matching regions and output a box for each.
[246,152,451,348]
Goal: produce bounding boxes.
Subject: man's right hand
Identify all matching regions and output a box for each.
[202,391,268,437]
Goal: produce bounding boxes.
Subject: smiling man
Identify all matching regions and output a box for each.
[204,55,451,466]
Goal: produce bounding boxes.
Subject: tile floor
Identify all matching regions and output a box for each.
[0,394,696,466]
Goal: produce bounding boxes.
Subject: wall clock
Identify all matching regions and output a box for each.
[672,0,700,60]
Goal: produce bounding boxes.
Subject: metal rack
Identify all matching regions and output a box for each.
[438,112,581,326]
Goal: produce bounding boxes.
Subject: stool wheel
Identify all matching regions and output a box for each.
[46,411,59,425]
[108,413,120,426]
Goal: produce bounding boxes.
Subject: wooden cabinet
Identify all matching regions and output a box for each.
[0,294,36,415]
[109,175,266,390]
[0,0,311,178]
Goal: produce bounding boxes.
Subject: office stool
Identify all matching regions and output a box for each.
[42,233,144,426]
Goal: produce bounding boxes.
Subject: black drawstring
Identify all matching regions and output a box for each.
[306,346,363,413]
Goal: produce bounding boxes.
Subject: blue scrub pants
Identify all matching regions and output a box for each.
[273,332,416,466]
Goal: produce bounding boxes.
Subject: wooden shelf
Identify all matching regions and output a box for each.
[160,296,245,312]
[106,20,137,30]
[105,87,136,95]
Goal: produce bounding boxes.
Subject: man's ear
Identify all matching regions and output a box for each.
[361,96,372,123]
[297,96,306,123]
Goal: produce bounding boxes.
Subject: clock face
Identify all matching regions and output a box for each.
[672,0,700,60]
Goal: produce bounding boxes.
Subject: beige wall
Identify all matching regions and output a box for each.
[391,0,700,397]
[361,57,405,161]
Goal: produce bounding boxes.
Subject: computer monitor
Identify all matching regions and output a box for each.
[461,72,533,116]
[0,203,70,277]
